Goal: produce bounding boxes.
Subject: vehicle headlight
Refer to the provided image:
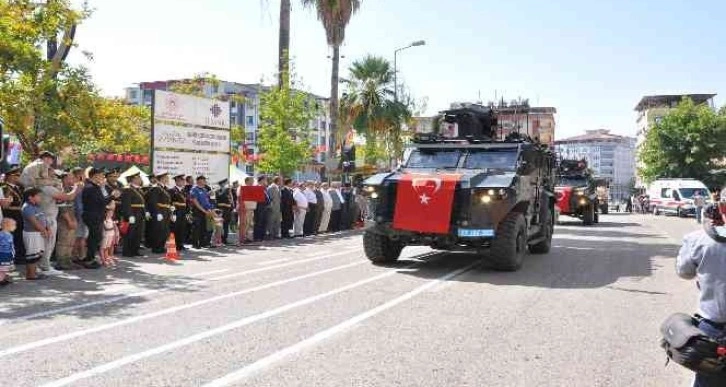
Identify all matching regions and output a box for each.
[363,186,379,199]
[476,188,507,204]
[575,188,587,196]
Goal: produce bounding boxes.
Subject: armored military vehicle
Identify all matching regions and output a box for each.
[361,103,556,271]
[554,159,599,225]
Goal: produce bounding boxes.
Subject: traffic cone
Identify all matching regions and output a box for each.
[164,233,180,262]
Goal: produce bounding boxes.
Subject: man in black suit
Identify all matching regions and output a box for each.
[253,175,269,241]
[82,168,116,268]
[215,179,233,245]
[280,178,294,238]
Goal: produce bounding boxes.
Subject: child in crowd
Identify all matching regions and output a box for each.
[0,218,17,286]
[211,209,224,248]
[100,204,119,267]
[22,188,48,280]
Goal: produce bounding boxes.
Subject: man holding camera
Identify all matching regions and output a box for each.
[676,191,726,386]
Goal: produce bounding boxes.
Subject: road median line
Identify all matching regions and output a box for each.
[202,261,478,386]
[37,256,443,387]
[0,260,368,360]
[0,251,354,327]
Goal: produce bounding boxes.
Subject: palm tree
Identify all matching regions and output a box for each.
[342,55,410,164]
[301,0,361,157]
[278,0,291,88]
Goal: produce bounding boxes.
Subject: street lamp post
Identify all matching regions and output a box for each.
[392,40,425,170]
[393,40,425,103]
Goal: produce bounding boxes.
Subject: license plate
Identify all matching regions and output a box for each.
[457,228,494,238]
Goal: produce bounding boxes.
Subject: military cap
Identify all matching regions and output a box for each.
[39,151,55,159]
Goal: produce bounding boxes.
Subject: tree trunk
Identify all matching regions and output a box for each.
[329,45,340,160]
[278,0,291,89]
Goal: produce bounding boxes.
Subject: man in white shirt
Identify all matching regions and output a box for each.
[319,183,333,233]
[292,182,308,237]
[303,181,318,236]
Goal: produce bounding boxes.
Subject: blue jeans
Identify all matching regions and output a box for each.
[693,320,726,387]
[696,207,704,224]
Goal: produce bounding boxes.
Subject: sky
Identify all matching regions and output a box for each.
[69,0,726,140]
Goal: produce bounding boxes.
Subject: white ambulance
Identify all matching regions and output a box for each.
[647,179,711,217]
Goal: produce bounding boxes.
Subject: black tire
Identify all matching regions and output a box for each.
[490,213,527,271]
[653,206,660,216]
[583,204,595,226]
[363,230,403,263]
[529,209,553,254]
[600,204,609,215]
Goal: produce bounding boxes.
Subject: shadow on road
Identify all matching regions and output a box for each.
[0,230,363,322]
[391,221,678,290]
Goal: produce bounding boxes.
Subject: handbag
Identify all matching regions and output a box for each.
[660,313,726,375]
[119,221,130,236]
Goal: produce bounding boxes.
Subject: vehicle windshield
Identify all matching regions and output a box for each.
[679,188,708,199]
[558,176,588,187]
[463,150,518,170]
[405,149,461,169]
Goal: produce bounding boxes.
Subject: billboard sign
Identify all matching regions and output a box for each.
[152,90,230,184]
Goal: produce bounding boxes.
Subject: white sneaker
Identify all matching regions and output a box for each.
[43,268,64,276]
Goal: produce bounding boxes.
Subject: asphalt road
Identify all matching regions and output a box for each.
[0,213,704,386]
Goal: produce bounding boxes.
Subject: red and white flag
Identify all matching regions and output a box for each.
[392,174,460,234]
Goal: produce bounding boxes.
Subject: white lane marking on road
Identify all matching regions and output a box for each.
[38,261,430,387]
[203,262,477,387]
[257,258,291,266]
[0,252,351,326]
[0,260,366,360]
[553,234,649,243]
[0,270,225,327]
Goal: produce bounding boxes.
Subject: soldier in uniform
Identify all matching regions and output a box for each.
[215,179,233,245]
[183,176,194,244]
[169,174,189,251]
[2,167,25,261]
[120,172,148,257]
[145,172,172,254]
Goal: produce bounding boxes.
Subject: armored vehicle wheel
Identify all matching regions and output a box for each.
[583,204,595,226]
[529,210,553,254]
[363,230,403,263]
[490,213,527,271]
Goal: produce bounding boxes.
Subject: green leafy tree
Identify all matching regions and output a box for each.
[0,0,149,163]
[301,0,360,158]
[341,55,411,165]
[638,97,726,187]
[257,77,318,175]
[0,0,88,156]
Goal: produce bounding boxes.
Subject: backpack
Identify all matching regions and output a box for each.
[660,313,726,375]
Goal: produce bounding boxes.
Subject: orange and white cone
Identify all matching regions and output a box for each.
[165,233,180,262]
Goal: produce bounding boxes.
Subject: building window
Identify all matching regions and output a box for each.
[246,116,255,127]
[129,90,138,100]
[245,132,255,144]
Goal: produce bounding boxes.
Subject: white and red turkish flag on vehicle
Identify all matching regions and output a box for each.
[392,173,460,234]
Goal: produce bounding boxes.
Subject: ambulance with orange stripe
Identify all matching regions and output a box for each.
[648,179,711,217]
